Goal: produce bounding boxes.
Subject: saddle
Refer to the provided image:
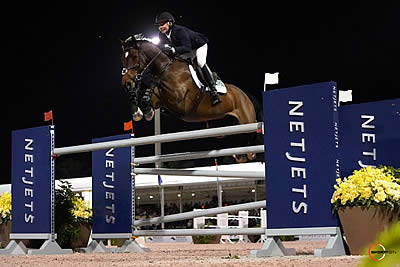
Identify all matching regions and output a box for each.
[177,52,227,94]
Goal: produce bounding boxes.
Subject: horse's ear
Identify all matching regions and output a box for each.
[122,35,137,49]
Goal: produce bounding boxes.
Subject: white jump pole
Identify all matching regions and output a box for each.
[133,200,266,227]
[53,122,262,156]
[133,168,265,179]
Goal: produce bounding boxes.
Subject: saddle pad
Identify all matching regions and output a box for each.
[189,65,227,94]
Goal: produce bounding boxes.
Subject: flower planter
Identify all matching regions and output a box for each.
[70,222,92,249]
[338,206,400,255]
[0,221,11,248]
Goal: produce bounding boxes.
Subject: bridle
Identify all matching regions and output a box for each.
[121,39,173,110]
[121,42,164,90]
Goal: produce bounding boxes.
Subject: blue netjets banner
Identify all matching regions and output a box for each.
[339,99,400,177]
[263,82,340,229]
[11,126,53,234]
[92,134,134,235]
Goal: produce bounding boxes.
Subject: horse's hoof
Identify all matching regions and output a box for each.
[144,108,155,121]
[247,153,256,161]
[233,154,248,163]
[132,108,143,121]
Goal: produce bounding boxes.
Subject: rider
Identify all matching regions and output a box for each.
[155,11,222,106]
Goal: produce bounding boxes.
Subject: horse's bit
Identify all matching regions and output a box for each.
[122,44,163,90]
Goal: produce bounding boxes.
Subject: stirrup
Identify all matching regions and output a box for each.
[211,92,221,106]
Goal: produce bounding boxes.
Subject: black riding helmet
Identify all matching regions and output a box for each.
[155,12,175,25]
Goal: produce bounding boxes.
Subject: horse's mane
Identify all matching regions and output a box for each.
[123,34,161,53]
[132,33,152,43]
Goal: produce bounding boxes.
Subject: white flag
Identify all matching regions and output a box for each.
[264,72,279,89]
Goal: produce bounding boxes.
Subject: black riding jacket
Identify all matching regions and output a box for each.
[158,24,208,55]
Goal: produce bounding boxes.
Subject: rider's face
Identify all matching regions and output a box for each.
[158,22,170,34]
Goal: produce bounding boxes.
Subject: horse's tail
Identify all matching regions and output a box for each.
[245,91,264,123]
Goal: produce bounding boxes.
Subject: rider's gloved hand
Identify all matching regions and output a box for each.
[162,44,176,56]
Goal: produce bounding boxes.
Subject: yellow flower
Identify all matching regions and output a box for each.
[360,187,372,199]
[374,190,387,202]
[331,191,340,203]
[331,166,400,209]
[0,191,12,220]
[72,197,92,220]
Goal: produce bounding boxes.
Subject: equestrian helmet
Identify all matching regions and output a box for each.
[155,12,175,25]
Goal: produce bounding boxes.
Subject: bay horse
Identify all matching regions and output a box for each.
[120,35,257,161]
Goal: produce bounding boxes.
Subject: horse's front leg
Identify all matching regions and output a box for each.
[131,104,144,122]
[124,85,143,122]
[140,87,156,121]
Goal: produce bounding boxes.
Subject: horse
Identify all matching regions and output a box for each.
[120,35,258,161]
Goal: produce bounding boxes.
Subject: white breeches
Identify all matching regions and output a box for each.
[196,43,208,68]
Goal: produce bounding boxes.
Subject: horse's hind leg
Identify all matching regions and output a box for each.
[231,90,258,162]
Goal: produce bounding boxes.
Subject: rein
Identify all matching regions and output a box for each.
[122,40,176,112]
[121,47,161,80]
[122,43,171,90]
[135,49,162,81]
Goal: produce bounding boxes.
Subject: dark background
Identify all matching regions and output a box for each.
[3,1,400,184]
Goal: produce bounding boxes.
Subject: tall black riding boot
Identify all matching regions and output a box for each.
[201,64,221,106]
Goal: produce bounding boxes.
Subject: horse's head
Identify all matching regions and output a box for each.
[121,35,141,91]
[120,34,167,121]
[120,34,166,91]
